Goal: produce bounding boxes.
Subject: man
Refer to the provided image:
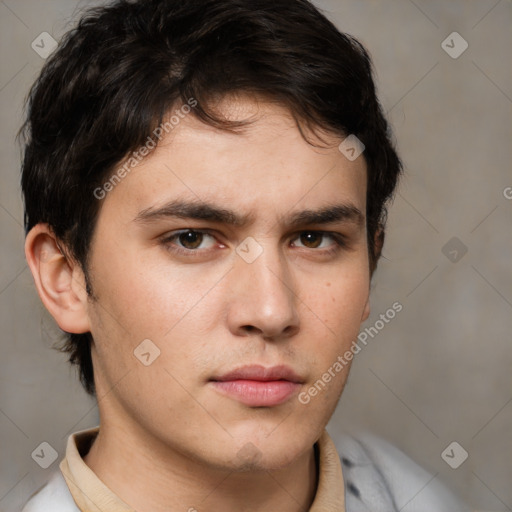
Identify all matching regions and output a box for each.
[20,0,468,510]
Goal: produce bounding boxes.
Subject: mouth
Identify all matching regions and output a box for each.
[209,365,303,407]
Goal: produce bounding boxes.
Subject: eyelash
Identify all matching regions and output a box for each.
[160,229,347,258]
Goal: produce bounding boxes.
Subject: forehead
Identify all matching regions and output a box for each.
[100,97,367,225]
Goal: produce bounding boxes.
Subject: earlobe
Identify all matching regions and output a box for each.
[25,224,90,334]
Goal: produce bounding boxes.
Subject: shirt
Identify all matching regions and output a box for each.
[23,427,471,511]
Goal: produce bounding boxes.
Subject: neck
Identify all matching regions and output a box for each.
[84,418,318,512]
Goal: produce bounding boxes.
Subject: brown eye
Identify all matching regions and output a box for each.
[162,229,218,254]
[292,231,345,254]
[178,230,204,249]
[299,232,323,248]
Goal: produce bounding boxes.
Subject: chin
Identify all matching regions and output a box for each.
[220,420,318,471]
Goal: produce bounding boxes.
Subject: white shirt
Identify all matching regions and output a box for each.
[22,427,470,511]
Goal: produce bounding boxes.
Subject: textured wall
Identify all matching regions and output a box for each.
[0,1,510,510]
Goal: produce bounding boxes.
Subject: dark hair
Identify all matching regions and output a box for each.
[20,0,402,395]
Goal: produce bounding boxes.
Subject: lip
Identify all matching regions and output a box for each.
[210,365,303,407]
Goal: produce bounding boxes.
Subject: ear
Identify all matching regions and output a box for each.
[25,224,91,334]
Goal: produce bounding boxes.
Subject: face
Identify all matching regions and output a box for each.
[85,97,370,471]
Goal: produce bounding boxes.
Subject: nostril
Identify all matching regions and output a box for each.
[284,325,298,335]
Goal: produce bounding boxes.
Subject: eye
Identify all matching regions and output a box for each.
[162,230,218,252]
[292,231,343,251]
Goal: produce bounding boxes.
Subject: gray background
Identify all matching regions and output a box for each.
[1,0,511,510]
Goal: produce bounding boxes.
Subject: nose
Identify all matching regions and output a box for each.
[226,243,300,340]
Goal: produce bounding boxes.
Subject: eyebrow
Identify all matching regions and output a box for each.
[134,199,364,229]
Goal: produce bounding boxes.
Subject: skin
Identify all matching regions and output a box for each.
[26,96,372,512]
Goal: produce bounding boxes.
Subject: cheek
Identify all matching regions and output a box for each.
[90,244,218,337]
[298,266,369,385]
[304,269,370,335]
[86,247,230,399]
